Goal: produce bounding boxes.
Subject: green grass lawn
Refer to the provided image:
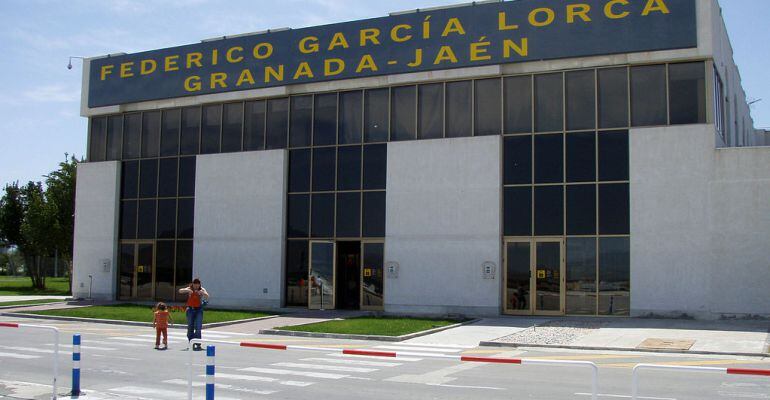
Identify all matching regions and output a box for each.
[0,298,64,307]
[276,316,460,336]
[0,276,70,296]
[28,304,272,324]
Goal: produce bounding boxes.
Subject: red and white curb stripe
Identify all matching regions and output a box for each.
[0,322,61,399]
[632,364,770,400]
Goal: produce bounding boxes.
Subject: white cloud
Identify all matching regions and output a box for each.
[23,84,80,103]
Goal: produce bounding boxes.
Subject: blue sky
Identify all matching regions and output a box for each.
[0,0,767,189]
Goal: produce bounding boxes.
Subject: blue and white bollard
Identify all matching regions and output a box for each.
[205,345,215,400]
[72,334,81,396]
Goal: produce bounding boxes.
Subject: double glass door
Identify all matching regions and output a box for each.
[308,241,384,310]
[119,242,155,300]
[504,239,565,315]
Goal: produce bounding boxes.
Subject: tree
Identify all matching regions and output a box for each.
[0,183,25,250]
[44,155,78,292]
[20,181,52,289]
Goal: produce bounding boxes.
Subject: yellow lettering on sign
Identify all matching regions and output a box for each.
[100,65,114,80]
[210,72,227,89]
[265,65,284,82]
[567,4,592,23]
[356,54,378,72]
[642,0,670,15]
[211,49,219,66]
[324,58,345,76]
[328,32,349,50]
[184,76,201,91]
[226,46,243,63]
[503,38,529,58]
[390,24,412,42]
[359,28,381,46]
[470,38,491,61]
[253,43,273,60]
[498,12,519,31]
[299,36,319,54]
[422,16,431,39]
[407,48,423,67]
[604,0,630,19]
[441,18,465,37]
[236,69,255,86]
[433,46,458,64]
[164,55,180,71]
[186,52,203,68]
[529,7,555,27]
[140,59,157,75]
[293,62,314,79]
[119,62,134,78]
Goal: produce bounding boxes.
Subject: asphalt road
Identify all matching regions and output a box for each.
[0,318,769,400]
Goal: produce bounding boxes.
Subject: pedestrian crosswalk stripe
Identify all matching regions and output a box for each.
[164,379,278,395]
[203,330,254,336]
[271,362,378,373]
[375,345,463,353]
[0,351,40,359]
[0,345,71,355]
[45,343,117,351]
[110,337,184,343]
[326,352,423,362]
[85,339,144,347]
[109,385,242,400]
[212,373,313,387]
[300,357,401,367]
[239,367,349,380]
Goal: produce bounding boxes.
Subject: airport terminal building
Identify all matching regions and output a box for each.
[72,0,770,319]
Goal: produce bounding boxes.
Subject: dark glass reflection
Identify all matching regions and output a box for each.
[566,184,596,235]
[157,158,178,198]
[475,78,502,136]
[244,100,265,151]
[156,199,176,239]
[288,149,311,193]
[446,80,472,137]
[391,86,417,141]
[285,240,309,306]
[599,237,630,316]
[362,243,384,308]
[418,84,443,139]
[566,70,595,131]
[122,113,141,159]
[362,144,386,190]
[119,244,134,299]
[566,132,596,183]
[339,91,362,144]
[336,192,361,237]
[362,191,385,237]
[337,146,361,190]
[312,147,336,191]
[598,131,629,182]
[364,89,388,142]
[669,62,706,125]
[503,187,531,236]
[266,98,288,149]
[201,104,221,154]
[121,160,139,199]
[180,107,200,155]
[175,241,194,294]
[566,238,597,315]
[160,109,180,156]
[311,193,334,237]
[505,241,530,311]
[290,96,312,147]
[503,135,532,185]
[599,183,629,235]
[598,67,629,129]
[631,65,667,126]
[107,115,123,161]
[141,111,160,158]
[178,156,196,197]
[155,241,175,300]
[137,199,156,239]
[222,102,243,152]
[287,194,310,237]
[504,75,532,134]
[535,73,563,132]
[177,198,195,238]
[120,200,137,239]
[89,117,106,162]
[534,133,563,184]
[314,93,337,146]
[534,186,563,236]
[139,159,158,198]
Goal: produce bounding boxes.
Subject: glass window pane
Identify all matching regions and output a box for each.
[362,242,384,308]
[201,104,221,154]
[364,89,388,142]
[311,193,334,238]
[177,198,194,239]
[178,156,196,197]
[362,191,385,237]
[160,109,180,156]
[139,159,158,198]
[244,100,265,151]
[158,158,178,198]
[598,130,629,182]
[505,241,531,311]
[287,194,310,238]
[503,135,532,185]
[534,186,563,236]
[175,241,194,295]
[288,149,310,193]
[566,238,597,315]
[535,73,563,132]
[155,240,175,300]
[121,113,142,159]
[289,96,312,147]
[120,200,137,239]
[339,91,362,144]
[119,244,134,299]
[598,67,629,129]
[631,65,667,126]
[566,184,596,235]
[285,240,309,306]
[391,86,416,141]
[312,147,336,191]
[222,102,243,152]
[504,75,532,134]
[534,133,563,184]
[107,115,123,161]
[180,107,200,155]
[475,78,502,136]
[566,70,596,131]
[156,199,176,239]
[669,62,706,125]
[503,187,531,236]
[566,132,596,183]
[266,98,288,149]
[121,160,138,199]
[337,145,361,191]
[599,237,630,316]
[363,144,386,190]
[314,93,337,146]
[418,84,443,139]
[141,111,160,158]
[89,117,106,162]
[137,199,156,239]
[446,80,472,138]
[599,183,629,235]
[336,192,360,237]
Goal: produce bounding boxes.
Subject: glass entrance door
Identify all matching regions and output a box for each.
[504,239,564,315]
[118,242,155,300]
[308,241,335,310]
[360,242,384,311]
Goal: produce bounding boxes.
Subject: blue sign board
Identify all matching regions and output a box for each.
[87,0,696,108]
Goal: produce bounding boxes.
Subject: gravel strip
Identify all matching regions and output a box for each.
[494,319,605,345]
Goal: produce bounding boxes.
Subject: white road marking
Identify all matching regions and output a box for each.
[109,337,184,343]
[398,342,475,349]
[326,352,423,362]
[301,357,401,367]
[272,362,377,373]
[203,329,254,335]
[211,372,313,387]
[163,378,278,395]
[0,351,40,359]
[92,354,141,361]
[375,345,463,353]
[148,332,233,339]
[240,366,349,380]
[427,382,505,390]
[109,385,241,399]
[575,393,677,400]
[0,345,71,355]
[45,343,117,351]
[85,339,144,347]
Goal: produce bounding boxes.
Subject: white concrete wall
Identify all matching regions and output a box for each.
[193,150,287,309]
[631,124,770,318]
[72,161,120,299]
[385,136,501,316]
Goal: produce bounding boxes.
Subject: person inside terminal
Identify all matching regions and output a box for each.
[73,0,770,319]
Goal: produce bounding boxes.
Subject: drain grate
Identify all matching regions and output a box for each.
[637,338,695,350]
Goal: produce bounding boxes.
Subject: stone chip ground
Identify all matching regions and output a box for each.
[493,319,605,345]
